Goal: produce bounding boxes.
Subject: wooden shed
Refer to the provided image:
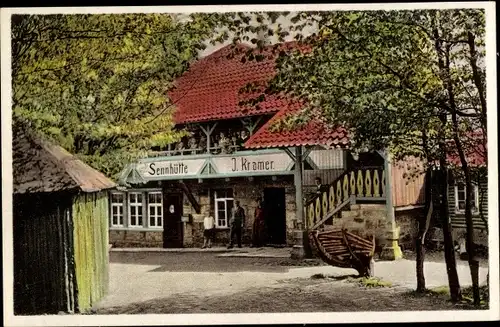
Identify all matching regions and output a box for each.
[12,123,116,315]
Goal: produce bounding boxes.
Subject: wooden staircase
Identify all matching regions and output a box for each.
[305,166,386,231]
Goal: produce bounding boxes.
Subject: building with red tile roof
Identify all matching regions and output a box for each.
[170,43,286,124]
[114,40,485,256]
[169,41,348,149]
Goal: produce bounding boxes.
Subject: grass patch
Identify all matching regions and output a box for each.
[405,284,489,308]
[429,285,450,296]
[346,276,392,288]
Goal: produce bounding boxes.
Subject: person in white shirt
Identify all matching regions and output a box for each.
[202,214,215,249]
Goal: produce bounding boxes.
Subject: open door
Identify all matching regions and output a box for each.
[263,187,287,245]
[163,193,184,248]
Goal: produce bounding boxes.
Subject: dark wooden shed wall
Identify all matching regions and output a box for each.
[13,192,77,315]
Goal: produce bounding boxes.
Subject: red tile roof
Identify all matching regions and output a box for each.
[170,40,348,148]
[170,43,304,124]
[446,131,487,167]
[244,107,350,149]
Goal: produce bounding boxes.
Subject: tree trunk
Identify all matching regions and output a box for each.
[432,18,462,303]
[464,172,481,305]
[416,168,434,293]
[444,41,481,306]
[452,135,480,305]
[437,147,462,302]
[416,234,426,292]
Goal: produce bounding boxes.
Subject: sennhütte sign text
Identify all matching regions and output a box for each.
[135,152,293,180]
[136,159,206,178]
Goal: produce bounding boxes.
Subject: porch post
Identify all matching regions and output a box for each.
[291,146,307,259]
[200,122,217,154]
[380,149,403,260]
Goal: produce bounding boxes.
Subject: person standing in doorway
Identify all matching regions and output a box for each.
[228,200,245,249]
[251,198,266,248]
[202,212,215,249]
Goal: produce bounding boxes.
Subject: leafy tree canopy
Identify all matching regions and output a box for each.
[217,10,486,170]
[12,13,226,178]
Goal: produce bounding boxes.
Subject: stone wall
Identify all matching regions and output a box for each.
[182,177,296,247]
[394,207,422,251]
[109,230,163,247]
[324,204,388,246]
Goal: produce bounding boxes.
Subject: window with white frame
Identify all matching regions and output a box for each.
[148,192,163,228]
[455,182,479,213]
[128,192,143,227]
[110,192,125,227]
[214,189,234,228]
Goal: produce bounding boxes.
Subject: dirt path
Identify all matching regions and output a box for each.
[96,276,469,314]
[94,251,489,314]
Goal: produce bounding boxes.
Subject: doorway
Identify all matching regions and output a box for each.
[263,187,286,245]
[163,193,184,248]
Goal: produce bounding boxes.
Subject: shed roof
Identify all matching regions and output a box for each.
[13,123,117,194]
[170,42,307,124]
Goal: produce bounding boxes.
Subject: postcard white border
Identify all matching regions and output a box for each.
[2,2,498,326]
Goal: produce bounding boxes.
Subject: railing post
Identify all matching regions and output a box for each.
[380,150,402,260]
[291,146,307,259]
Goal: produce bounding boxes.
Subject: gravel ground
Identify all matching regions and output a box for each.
[94,251,489,314]
[97,277,465,314]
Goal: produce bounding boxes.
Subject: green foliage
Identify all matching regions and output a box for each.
[12,13,223,178]
[219,10,486,168]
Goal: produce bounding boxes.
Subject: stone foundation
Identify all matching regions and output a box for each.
[111,176,297,248]
[109,230,163,247]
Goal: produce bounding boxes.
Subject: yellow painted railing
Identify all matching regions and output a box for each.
[306,167,385,229]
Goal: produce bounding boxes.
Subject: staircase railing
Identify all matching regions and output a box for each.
[305,166,385,230]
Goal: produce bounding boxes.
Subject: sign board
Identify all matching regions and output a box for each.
[136,158,206,179]
[211,152,293,174]
[129,151,294,182]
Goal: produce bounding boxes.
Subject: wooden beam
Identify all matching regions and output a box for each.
[286,146,312,164]
[178,181,201,214]
[294,146,305,229]
[305,157,320,170]
[200,122,218,154]
[382,149,395,222]
[284,148,296,161]
[302,146,313,161]
[240,116,262,135]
